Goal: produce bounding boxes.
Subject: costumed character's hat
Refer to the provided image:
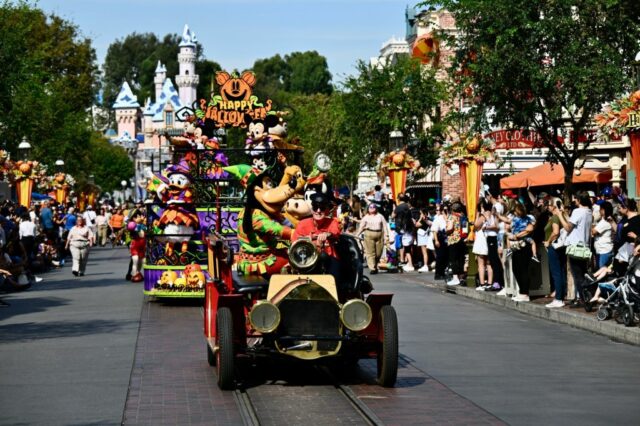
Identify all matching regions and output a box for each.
[166,158,191,176]
[223,164,262,188]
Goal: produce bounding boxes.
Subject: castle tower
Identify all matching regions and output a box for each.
[154,61,167,102]
[112,81,140,139]
[175,24,199,106]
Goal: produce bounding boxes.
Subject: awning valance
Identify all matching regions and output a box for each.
[500,163,612,189]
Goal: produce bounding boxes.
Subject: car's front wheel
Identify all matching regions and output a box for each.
[216,307,235,389]
[376,305,398,387]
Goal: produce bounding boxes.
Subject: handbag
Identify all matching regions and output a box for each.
[566,242,592,260]
[551,228,568,249]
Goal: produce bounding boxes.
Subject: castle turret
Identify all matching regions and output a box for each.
[154,61,167,102]
[112,81,140,139]
[175,24,199,106]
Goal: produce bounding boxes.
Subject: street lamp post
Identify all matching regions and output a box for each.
[633,51,640,90]
[389,129,404,151]
[17,137,31,161]
[121,180,127,204]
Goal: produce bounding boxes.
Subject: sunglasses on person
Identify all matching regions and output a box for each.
[311,202,329,212]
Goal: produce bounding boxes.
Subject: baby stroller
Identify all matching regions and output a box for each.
[584,257,640,327]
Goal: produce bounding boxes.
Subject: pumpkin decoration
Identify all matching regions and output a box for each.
[19,162,32,174]
[440,132,499,165]
[392,152,405,166]
[466,137,480,154]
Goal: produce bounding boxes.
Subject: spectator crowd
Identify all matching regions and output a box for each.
[0,198,146,306]
[339,184,639,311]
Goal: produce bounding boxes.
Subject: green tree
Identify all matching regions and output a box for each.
[0,0,99,179]
[87,132,134,193]
[341,55,447,168]
[421,0,640,198]
[284,51,333,95]
[287,93,361,188]
[250,51,333,104]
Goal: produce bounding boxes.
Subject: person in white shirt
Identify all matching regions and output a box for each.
[19,214,37,262]
[83,205,97,235]
[95,208,109,247]
[431,204,448,280]
[556,192,593,308]
[592,201,614,268]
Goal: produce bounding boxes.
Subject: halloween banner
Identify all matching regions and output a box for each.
[195,71,273,130]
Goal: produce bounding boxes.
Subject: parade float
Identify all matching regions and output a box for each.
[143,70,303,298]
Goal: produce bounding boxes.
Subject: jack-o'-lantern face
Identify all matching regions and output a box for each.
[186,270,204,287]
[216,71,256,102]
[158,270,177,285]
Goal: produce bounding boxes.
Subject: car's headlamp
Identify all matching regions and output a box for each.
[249,300,281,333]
[340,299,372,331]
[288,239,319,271]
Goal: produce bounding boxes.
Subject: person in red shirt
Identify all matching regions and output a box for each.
[292,193,341,282]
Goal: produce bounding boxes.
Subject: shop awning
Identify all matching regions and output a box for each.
[500,163,612,189]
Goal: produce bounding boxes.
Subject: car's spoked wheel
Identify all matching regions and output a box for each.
[216,307,235,389]
[376,305,398,387]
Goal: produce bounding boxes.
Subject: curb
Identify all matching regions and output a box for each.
[416,278,640,346]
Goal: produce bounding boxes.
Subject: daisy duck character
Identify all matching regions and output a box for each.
[155,159,200,257]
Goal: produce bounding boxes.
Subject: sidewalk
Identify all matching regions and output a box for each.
[409,274,640,346]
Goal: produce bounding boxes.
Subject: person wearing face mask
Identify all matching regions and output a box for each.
[556,192,593,308]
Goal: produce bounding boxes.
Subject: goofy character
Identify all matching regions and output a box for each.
[225,164,303,277]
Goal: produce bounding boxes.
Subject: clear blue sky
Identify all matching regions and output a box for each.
[36,0,413,84]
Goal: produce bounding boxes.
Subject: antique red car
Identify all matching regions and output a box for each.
[203,230,398,389]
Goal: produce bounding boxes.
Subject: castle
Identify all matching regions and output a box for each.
[111,24,200,200]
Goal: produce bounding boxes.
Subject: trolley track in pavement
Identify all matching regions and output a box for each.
[231,361,383,426]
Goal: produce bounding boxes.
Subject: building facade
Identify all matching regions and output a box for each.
[112,25,200,201]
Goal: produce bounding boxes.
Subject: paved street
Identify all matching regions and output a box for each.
[2,250,640,425]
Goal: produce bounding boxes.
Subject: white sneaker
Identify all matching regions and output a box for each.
[545,299,565,308]
[403,264,415,272]
[476,285,487,291]
[446,276,460,286]
[512,294,530,302]
[418,265,429,273]
[430,261,436,269]
[496,288,509,296]
[34,277,44,283]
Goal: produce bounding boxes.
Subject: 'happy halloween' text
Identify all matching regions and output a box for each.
[199,99,273,128]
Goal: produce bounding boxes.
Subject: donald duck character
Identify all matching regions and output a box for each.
[156,159,200,257]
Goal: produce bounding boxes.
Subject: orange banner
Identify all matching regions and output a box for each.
[459,160,483,241]
[16,178,33,207]
[55,188,67,204]
[387,169,407,202]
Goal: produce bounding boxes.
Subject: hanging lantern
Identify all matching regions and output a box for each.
[412,33,440,66]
